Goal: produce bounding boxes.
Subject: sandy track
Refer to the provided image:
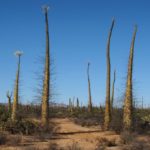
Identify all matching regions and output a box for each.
[0,118,124,150]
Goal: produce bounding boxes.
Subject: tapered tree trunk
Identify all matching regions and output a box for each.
[123,26,137,131]
[104,19,115,130]
[111,70,116,110]
[69,98,72,112]
[11,56,21,121]
[77,98,79,109]
[87,63,92,112]
[41,7,50,127]
[7,91,12,116]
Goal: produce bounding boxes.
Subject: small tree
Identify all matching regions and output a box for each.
[104,19,115,130]
[87,62,92,112]
[123,26,137,131]
[11,51,23,121]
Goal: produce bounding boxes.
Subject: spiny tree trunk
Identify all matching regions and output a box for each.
[11,55,21,121]
[7,91,12,116]
[41,6,50,127]
[68,98,72,112]
[104,19,115,130]
[76,97,79,109]
[123,26,137,131]
[87,62,92,112]
[111,69,116,110]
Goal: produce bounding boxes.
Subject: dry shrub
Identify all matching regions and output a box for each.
[0,133,7,145]
[95,137,117,150]
[122,142,144,150]
[48,142,59,150]
[1,120,39,135]
[120,131,135,144]
[67,142,81,150]
[0,133,22,146]
[110,108,123,133]
[7,135,22,146]
[35,132,52,142]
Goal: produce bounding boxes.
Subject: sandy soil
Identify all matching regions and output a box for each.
[0,118,149,150]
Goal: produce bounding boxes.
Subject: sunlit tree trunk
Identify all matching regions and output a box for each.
[41,6,50,127]
[77,98,79,108]
[111,69,116,111]
[11,55,21,121]
[123,26,137,131]
[7,91,12,116]
[104,19,115,130]
[87,63,92,112]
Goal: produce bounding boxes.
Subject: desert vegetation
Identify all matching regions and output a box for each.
[0,3,150,150]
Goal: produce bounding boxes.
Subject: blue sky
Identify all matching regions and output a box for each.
[0,0,150,107]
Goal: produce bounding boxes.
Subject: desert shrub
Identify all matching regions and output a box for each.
[132,108,150,134]
[110,108,123,132]
[48,142,59,150]
[0,120,39,135]
[96,137,117,149]
[120,131,135,144]
[19,104,41,119]
[0,105,10,122]
[67,142,81,150]
[72,107,103,127]
[0,133,7,145]
[6,135,22,146]
[122,142,144,150]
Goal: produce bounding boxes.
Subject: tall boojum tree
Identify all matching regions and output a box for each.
[41,5,50,127]
[123,26,137,131]
[104,19,115,130]
[111,69,116,110]
[7,91,12,116]
[87,62,92,112]
[11,51,23,121]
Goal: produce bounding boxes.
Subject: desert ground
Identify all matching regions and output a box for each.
[0,117,150,150]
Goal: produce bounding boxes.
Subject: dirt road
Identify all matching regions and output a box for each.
[0,118,130,150]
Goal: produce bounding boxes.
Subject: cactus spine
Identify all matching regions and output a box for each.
[104,19,115,130]
[41,6,50,127]
[123,26,137,130]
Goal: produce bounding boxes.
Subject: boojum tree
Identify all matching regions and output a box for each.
[11,51,23,121]
[76,97,79,109]
[123,26,137,131]
[7,91,12,116]
[87,62,92,112]
[41,6,50,127]
[68,98,73,112]
[111,69,116,111]
[104,19,115,130]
